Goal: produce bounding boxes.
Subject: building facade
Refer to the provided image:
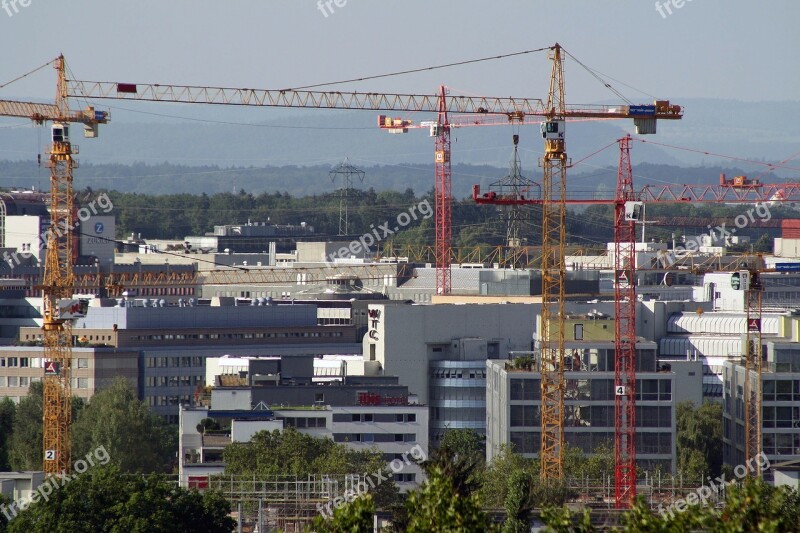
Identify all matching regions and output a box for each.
[486,344,703,474]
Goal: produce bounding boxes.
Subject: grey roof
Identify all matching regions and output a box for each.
[399,267,482,291]
[74,304,317,330]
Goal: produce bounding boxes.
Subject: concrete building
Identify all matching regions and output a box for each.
[722,316,800,471]
[0,346,138,404]
[184,221,316,254]
[363,301,536,443]
[179,403,428,490]
[485,345,703,474]
[658,311,782,399]
[3,300,361,421]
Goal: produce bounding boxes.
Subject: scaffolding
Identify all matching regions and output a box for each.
[206,474,367,532]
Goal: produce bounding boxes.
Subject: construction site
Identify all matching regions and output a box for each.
[1,4,800,530]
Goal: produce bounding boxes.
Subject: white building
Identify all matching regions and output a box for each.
[178,403,428,491]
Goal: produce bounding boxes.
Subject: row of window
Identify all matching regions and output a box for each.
[145,395,193,407]
[132,331,344,342]
[0,376,90,389]
[131,287,195,296]
[763,379,800,402]
[763,406,800,428]
[763,432,800,456]
[348,413,416,423]
[333,433,416,444]
[430,406,485,422]
[22,334,114,343]
[145,357,204,369]
[509,405,672,429]
[0,357,89,369]
[282,417,327,428]
[430,368,487,380]
[429,386,485,401]
[144,375,203,387]
[0,376,37,388]
[509,378,671,402]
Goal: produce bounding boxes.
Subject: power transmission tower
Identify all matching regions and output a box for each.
[329,158,365,236]
[488,135,540,264]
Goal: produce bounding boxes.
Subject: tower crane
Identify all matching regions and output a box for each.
[4,46,682,473]
[474,138,798,506]
[0,56,109,474]
[66,45,682,297]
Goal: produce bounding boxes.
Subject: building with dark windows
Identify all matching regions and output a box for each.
[486,342,703,474]
[722,317,800,473]
[3,299,361,422]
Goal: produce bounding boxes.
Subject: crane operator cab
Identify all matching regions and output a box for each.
[52,123,69,143]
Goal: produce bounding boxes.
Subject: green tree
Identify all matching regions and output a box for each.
[541,506,595,533]
[8,382,43,470]
[480,444,532,508]
[0,398,15,470]
[6,465,234,533]
[404,466,494,532]
[0,492,10,532]
[676,401,723,481]
[503,470,532,533]
[752,233,773,253]
[310,494,375,533]
[223,428,397,509]
[422,429,485,498]
[70,377,176,473]
[620,479,800,533]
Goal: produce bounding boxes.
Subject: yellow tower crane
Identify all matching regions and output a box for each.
[0,56,109,474]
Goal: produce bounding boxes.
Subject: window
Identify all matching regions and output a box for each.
[77,358,88,369]
[315,393,324,403]
[574,324,584,340]
[20,377,29,387]
[7,358,17,368]
[8,376,18,387]
[20,358,29,368]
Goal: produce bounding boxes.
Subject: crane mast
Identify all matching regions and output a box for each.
[434,86,452,294]
[744,272,763,473]
[42,56,76,475]
[539,44,568,480]
[0,56,109,473]
[613,134,638,506]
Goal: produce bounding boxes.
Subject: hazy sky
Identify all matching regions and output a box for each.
[2,1,798,104]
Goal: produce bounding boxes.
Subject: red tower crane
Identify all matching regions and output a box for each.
[473,139,799,507]
[613,134,638,505]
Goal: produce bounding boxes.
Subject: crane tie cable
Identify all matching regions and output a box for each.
[0,58,57,90]
[282,47,552,91]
